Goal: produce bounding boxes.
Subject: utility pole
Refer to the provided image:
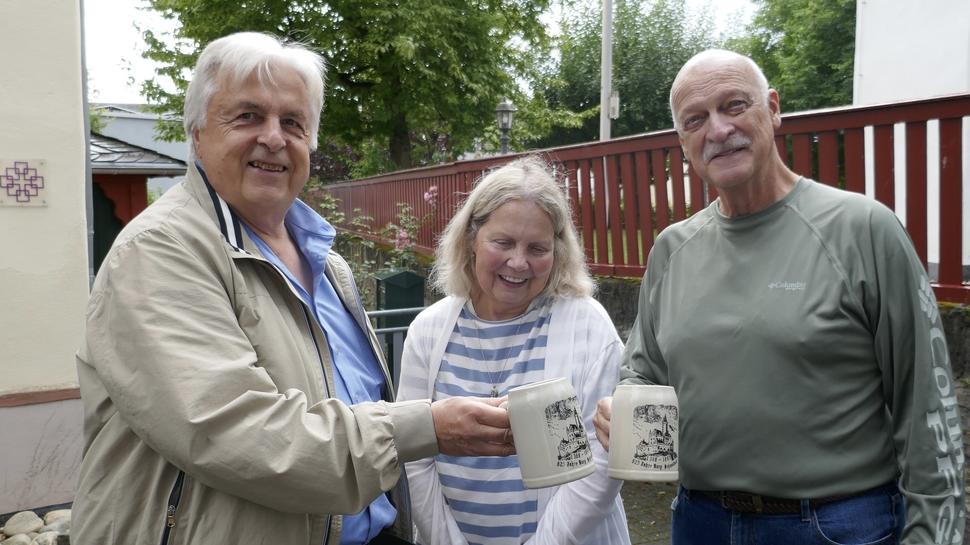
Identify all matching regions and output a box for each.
[599,0,613,141]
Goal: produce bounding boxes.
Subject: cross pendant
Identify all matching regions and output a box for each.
[490,385,499,397]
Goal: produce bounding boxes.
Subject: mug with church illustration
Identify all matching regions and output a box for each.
[608,384,679,482]
[506,377,595,488]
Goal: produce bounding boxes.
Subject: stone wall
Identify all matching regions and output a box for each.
[941,304,970,379]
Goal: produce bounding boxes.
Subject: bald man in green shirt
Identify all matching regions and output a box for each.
[594,49,964,545]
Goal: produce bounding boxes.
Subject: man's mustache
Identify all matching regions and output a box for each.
[703,135,753,163]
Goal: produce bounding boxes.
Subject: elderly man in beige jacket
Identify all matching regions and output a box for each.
[73,32,513,545]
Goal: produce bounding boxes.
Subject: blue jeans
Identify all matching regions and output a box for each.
[672,482,905,545]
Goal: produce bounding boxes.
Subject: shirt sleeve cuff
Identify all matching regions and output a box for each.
[389,399,439,463]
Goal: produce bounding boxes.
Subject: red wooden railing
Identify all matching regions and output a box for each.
[325,93,970,303]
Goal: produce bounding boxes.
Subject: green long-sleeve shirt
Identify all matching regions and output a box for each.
[621,178,964,543]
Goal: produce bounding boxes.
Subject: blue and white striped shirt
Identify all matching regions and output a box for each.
[433,298,553,545]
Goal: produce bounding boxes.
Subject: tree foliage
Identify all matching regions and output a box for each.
[728,0,856,111]
[140,0,551,173]
[530,0,716,147]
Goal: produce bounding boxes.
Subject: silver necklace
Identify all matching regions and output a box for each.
[467,307,532,397]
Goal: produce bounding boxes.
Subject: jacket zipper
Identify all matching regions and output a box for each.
[300,306,334,544]
[159,470,185,545]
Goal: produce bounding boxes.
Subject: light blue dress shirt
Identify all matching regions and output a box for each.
[244,199,395,545]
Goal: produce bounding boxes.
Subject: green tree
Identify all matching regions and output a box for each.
[88,109,106,134]
[140,0,550,171]
[531,0,716,147]
[728,0,855,111]
[613,0,716,134]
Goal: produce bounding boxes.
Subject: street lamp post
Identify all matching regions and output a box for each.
[495,98,516,154]
[600,0,614,140]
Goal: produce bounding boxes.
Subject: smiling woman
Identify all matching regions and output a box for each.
[396,156,632,545]
[431,156,593,304]
[470,199,556,320]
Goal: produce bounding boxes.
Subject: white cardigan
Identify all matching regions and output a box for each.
[397,295,631,545]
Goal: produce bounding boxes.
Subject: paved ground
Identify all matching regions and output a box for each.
[622,481,677,545]
[620,380,970,545]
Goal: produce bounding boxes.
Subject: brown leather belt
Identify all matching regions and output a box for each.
[694,489,855,514]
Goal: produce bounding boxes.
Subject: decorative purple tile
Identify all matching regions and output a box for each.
[0,159,47,206]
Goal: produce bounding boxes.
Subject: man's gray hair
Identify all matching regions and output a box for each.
[183,32,325,155]
[432,155,594,299]
[669,49,770,130]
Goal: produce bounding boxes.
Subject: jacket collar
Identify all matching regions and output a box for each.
[182,161,380,352]
[182,160,373,324]
[182,160,256,255]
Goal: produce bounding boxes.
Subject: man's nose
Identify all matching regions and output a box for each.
[256,119,286,151]
[706,112,735,142]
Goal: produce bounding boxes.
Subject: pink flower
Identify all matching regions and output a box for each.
[423,185,439,207]
[395,229,410,249]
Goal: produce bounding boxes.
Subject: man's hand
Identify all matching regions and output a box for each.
[431,396,515,457]
[593,396,614,451]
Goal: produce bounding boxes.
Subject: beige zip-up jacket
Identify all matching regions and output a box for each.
[73,164,438,545]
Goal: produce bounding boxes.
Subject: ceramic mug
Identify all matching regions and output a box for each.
[607,384,679,482]
[507,377,595,489]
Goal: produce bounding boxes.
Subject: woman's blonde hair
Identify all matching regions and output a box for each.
[431,155,594,299]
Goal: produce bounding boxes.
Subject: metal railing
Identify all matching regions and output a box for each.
[367,306,426,389]
[329,93,970,303]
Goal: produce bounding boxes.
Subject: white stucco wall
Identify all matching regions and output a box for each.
[854,1,970,105]
[0,0,89,396]
[1,399,84,513]
[0,0,89,514]
[853,0,970,274]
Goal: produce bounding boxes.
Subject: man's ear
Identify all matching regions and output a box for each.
[768,89,782,128]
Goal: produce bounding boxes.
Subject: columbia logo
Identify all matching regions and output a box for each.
[768,281,806,291]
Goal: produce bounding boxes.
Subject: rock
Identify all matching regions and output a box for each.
[1,534,33,545]
[41,512,69,527]
[38,518,69,535]
[2,512,43,536]
[29,532,58,545]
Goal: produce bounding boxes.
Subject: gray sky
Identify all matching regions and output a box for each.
[83,0,176,103]
[83,0,755,104]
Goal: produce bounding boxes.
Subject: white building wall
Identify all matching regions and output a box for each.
[853,0,970,274]
[854,1,970,105]
[1,399,84,514]
[0,0,88,513]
